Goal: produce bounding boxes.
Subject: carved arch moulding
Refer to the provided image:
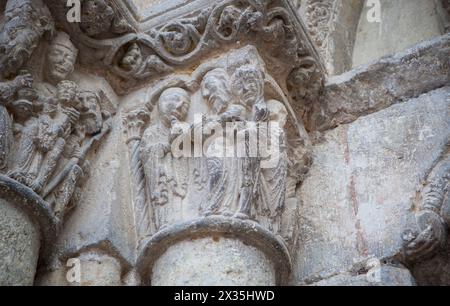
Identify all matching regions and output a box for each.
[46,0,325,97]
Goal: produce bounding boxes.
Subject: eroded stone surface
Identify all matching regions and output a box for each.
[310,34,450,132]
[353,0,443,68]
[296,87,450,284]
[152,237,276,286]
[0,199,40,286]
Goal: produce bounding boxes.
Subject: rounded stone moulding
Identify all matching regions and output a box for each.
[0,175,58,286]
[137,216,292,286]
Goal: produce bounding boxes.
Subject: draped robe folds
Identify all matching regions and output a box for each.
[0,80,17,170]
[201,116,288,225]
[141,124,189,232]
[201,125,241,216]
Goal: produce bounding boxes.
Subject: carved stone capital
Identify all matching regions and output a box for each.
[122,108,151,144]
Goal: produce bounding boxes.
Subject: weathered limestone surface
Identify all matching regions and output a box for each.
[152,237,276,286]
[310,34,450,132]
[353,0,444,67]
[0,0,449,286]
[0,199,40,285]
[310,266,416,286]
[296,87,450,284]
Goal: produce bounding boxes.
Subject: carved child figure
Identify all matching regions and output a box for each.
[9,80,80,192]
[44,89,110,222]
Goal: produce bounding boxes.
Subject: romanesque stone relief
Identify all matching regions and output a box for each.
[123,46,311,277]
[48,0,323,99]
[0,1,113,228]
[402,151,450,263]
[80,0,132,37]
[302,0,334,53]
[0,0,54,171]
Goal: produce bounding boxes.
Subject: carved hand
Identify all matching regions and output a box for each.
[403,210,447,262]
[253,102,269,122]
[13,73,33,90]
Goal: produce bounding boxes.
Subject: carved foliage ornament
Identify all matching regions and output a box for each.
[55,0,323,96]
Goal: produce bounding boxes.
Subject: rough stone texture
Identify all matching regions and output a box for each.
[151,237,276,286]
[1,0,449,286]
[310,266,416,286]
[295,87,450,284]
[0,199,40,286]
[352,0,443,67]
[310,34,450,132]
[37,250,123,286]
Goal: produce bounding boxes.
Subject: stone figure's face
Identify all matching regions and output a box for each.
[201,69,231,115]
[231,65,264,109]
[120,44,143,72]
[47,44,77,84]
[57,81,78,108]
[78,91,103,135]
[158,88,190,127]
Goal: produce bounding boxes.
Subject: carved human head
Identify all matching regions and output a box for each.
[56,80,79,108]
[78,90,103,135]
[120,43,143,72]
[266,100,288,128]
[80,0,115,37]
[230,64,265,109]
[158,87,190,127]
[201,68,232,115]
[46,32,78,85]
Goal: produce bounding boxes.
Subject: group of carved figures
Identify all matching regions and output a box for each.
[124,48,310,250]
[0,0,111,223]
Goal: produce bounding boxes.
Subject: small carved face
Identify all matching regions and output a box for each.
[46,45,77,84]
[120,44,143,72]
[231,65,264,109]
[78,91,103,135]
[158,88,190,127]
[57,81,78,108]
[80,0,114,37]
[218,6,241,36]
[161,27,191,55]
[201,69,231,115]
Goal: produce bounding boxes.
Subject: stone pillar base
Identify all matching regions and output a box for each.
[0,175,57,285]
[137,216,292,286]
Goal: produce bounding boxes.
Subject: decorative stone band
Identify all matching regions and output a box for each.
[136,216,292,286]
[0,175,58,285]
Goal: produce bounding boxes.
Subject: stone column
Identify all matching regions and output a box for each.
[123,108,153,244]
[0,175,57,285]
[128,45,312,286]
[137,217,292,286]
